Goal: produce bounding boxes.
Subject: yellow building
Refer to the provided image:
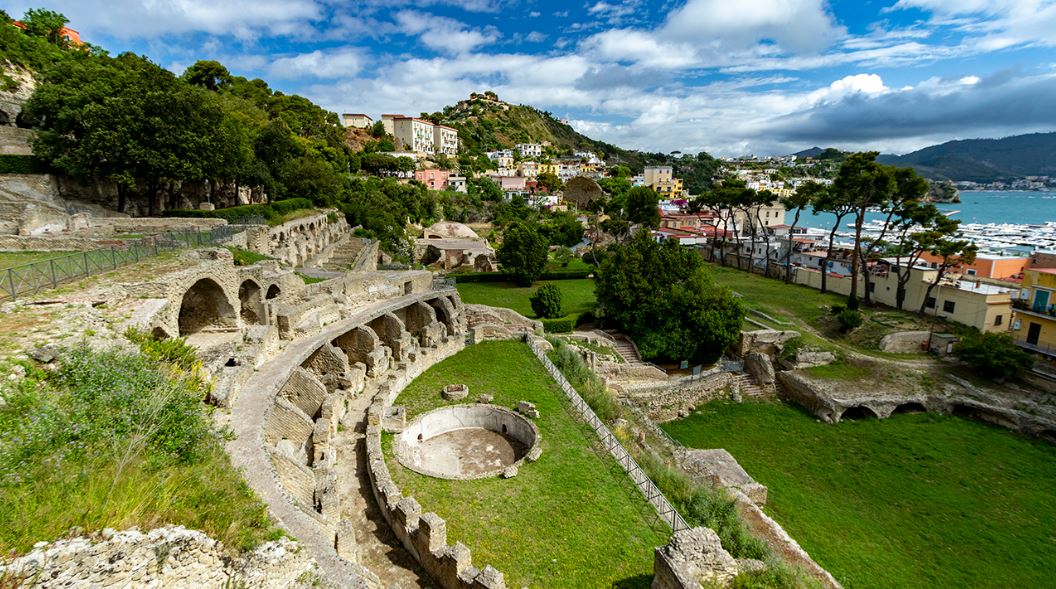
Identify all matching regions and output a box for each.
[1011,268,1056,355]
[538,162,558,176]
[653,178,684,197]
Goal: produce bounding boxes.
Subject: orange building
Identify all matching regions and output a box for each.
[10,21,83,45]
[918,251,1028,281]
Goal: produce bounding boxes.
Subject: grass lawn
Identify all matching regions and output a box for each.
[456,278,596,321]
[0,250,76,270]
[704,262,951,355]
[662,400,1056,589]
[385,341,668,589]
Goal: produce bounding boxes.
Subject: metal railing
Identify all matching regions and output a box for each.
[527,337,690,533]
[0,224,245,301]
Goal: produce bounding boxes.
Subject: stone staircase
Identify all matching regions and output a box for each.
[733,373,768,399]
[320,236,367,272]
[610,334,650,367]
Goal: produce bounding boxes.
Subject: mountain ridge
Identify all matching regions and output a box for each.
[876,132,1056,182]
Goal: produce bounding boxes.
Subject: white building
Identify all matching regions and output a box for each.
[447,176,467,193]
[433,124,459,156]
[392,117,435,155]
[341,113,373,129]
[516,143,542,158]
[644,166,673,186]
[380,114,404,137]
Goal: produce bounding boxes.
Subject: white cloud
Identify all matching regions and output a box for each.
[808,73,889,104]
[4,0,324,39]
[268,48,363,79]
[525,31,547,43]
[660,0,844,53]
[893,0,1056,49]
[394,10,498,55]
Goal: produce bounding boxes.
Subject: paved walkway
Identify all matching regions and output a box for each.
[225,290,456,589]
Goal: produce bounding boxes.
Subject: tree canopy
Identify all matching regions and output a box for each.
[498,222,549,286]
[596,232,745,364]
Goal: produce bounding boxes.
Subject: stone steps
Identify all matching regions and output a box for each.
[733,374,768,399]
[321,236,367,272]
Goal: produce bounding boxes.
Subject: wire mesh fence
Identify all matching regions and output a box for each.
[0,224,245,302]
[527,337,690,533]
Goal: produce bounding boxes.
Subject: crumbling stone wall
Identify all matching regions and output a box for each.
[0,526,321,589]
[261,211,350,267]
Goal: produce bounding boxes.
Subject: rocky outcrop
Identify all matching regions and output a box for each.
[463,304,541,341]
[878,331,929,353]
[0,526,324,589]
[652,527,739,589]
[744,351,775,387]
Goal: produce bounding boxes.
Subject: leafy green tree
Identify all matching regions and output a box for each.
[182,60,232,92]
[498,222,548,286]
[468,176,503,202]
[598,175,631,202]
[780,182,824,283]
[625,186,660,228]
[953,331,1033,381]
[541,211,585,247]
[369,120,386,138]
[834,152,896,305]
[596,232,745,364]
[21,8,68,45]
[536,171,563,193]
[530,284,563,319]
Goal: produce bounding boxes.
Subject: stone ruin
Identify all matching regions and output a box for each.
[442,383,469,400]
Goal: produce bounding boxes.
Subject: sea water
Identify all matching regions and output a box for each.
[796,191,1056,230]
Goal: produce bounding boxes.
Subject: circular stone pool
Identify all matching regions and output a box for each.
[394,405,541,480]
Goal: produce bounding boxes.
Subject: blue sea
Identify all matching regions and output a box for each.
[796,191,1056,230]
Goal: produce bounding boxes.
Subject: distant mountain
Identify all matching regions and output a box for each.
[793,146,825,158]
[877,132,1056,182]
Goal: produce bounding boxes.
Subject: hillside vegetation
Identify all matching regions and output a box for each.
[878,132,1056,181]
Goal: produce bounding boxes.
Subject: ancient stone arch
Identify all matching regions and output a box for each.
[178,278,237,336]
[840,405,879,420]
[396,302,443,347]
[238,279,265,324]
[266,284,282,299]
[368,313,414,359]
[429,297,457,334]
[892,402,926,415]
[333,326,389,377]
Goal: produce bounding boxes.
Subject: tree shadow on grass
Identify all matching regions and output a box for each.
[613,574,654,589]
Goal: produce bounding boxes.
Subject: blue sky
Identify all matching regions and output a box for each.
[6,0,1056,156]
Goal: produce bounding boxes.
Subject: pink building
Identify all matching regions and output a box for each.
[414,169,451,191]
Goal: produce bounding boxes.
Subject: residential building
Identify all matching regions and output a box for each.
[11,20,83,45]
[392,117,435,155]
[516,143,542,158]
[539,162,558,177]
[557,163,580,181]
[380,114,404,137]
[488,175,528,199]
[1011,268,1056,356]
[341,113,373,129]
[433,124,459,156]
[643,165,684,197]
[414,169,451,191]
[447,176,467,193]
[919,251,1028,280]
[793,262,1014,333]
[518,161,539,178]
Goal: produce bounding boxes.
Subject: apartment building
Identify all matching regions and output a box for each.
[414,169,451,191]
[434,124,459,156]
[1011,268,1056,356]
[341,113,373,129]
[516,143,542,158]
[393,117,436,155]
[380,114,403,137]
[518,161,539,178]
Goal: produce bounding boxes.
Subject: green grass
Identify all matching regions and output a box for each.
[296,272,326,285]
[803,362,872,380]
[455,278,596,321]
[662,401,1056,589]
[226,246,274,267]
[0,342,279,554]
[0,250,75,270]
[385,341,668,589]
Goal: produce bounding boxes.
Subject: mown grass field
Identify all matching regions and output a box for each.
[662,400,1056,589]
[455,278,596,321]
[385,341,668,589]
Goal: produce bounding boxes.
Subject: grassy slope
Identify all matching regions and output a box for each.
[662,401,1056,589]
[455,279,596,321]
[385,341,668,589]
[0,251,76,270]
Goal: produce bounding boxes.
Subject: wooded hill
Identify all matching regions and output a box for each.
[878,132,1056,182]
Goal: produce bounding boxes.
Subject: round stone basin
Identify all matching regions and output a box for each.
[395,405,540,480]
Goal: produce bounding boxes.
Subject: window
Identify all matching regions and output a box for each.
[995,314,1003,326]
[967,269,977,276]
[943,300,956,313]
[925,296,936,309]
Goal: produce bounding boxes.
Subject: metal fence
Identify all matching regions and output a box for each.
[527,338,690,533]
[0,224,245,302]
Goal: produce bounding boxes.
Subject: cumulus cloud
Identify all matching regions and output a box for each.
[394,10,498,55]
[268,48,363,79]
[4,0,324,39]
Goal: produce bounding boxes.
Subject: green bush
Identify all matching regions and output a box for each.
[542,316,576,333]
[0,154,48,174]
[530,284,564,319]
[270,197,312,216]
[226,246,273,267]
[452,269,591,283]
[497,222,548,286]
[837,308,863,332]
[166,198,313,225]
[953,330,1034,380]
[125,328,199,371]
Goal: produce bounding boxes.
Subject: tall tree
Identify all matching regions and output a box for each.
[497,222,548,286]
[780,182,824,283]
[625,185,660,229]
[20,8,69,45]
[834,152,896,305]
[182,60,233,92]
[918,218,977,315]
[811,184,855,293]
[859,167,928,303]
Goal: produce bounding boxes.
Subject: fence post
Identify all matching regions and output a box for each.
[154,237,160,256]
[196,227,202,246]
[83,251,90,276]
[6,268,15,301]
[49,259,57,289]
[111,246,117,269]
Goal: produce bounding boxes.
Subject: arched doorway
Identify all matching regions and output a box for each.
[239,279,264,324]
[178,278,237,336]
[266,284,282,300]
[892,402,926,415]
[841,405,878,420]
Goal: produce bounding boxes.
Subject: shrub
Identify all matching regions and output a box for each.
[530,284,563,319]
[552,246,574,268]
[847,294,860,311]
[125,328,199,371]
[837,308,863,332]
[0,154,47,174]
[953,331,1034,381]
[542,316,576,333]
[270,197,312,217]
[226,246,273,267]
[830,304,845,316]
